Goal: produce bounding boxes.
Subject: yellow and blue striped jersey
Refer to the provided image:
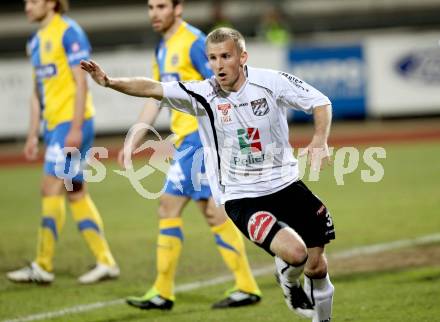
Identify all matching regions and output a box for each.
[27,14,94,130]
[152,21,213,146]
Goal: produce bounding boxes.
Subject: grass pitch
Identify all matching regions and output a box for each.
[0,141,439,321]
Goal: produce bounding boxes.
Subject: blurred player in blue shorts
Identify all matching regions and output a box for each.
[6,0,119,284]
[119,0,261,310]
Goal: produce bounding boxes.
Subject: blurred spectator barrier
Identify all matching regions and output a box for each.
[365,32,440,117]
[0,32,439,139]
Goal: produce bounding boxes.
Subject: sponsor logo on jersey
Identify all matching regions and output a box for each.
[35,64,58,79]
[247,211,276,244]
[217,103,232,123]
[251,98,269,116]
[317,204,326,215]
[67,50,89,64]
[71,42,80,52]
[217,103,231,115]
[233,153,266,166]
[279,71,309,92]
[237,128,262,153]
[234,128,266,166]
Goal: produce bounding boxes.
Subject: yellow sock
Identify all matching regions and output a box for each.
[70,194,116,267]
[153,217,184,301]
[36,195,66,272]
[212,219,260,295]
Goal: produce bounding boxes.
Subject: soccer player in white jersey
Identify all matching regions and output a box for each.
[81,27,336,322]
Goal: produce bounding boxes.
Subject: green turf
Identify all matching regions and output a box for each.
[3,266,440,322]
[0,141,439,321]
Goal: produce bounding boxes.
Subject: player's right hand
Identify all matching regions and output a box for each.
[80,60,110,87]
[23,136,38,160]
[299,137,332,171]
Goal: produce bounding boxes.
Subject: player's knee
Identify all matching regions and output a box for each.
[158,196,179,219]
[66,182,85,201]
[40,176,64,196]
[271,227,308,265]
[158,201,171,218]
[284,243,308,266]
[275,240,308,266]
[204,203,214,218]
[40,184,52,196]
[203,202,226,227]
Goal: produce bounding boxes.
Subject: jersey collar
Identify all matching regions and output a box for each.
[39,13,61,34]
[166,21,187,44]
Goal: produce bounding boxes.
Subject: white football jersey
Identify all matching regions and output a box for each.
[161,66,331,205]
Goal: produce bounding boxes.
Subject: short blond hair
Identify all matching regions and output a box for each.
[206,27,246,53]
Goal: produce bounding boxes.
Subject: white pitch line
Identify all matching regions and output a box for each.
[2,300,125,322]
[4,233,440,322]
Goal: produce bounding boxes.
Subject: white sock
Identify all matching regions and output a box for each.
[275,256,307,285]
[304,274,334,322]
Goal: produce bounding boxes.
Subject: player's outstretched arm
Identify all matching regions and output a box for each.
[80,60,164,100]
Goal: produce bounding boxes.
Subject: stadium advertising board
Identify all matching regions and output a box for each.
[365,32,440,117]
[0,58,30,137]
[288,44,367,121]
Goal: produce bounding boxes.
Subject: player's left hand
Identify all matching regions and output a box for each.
[65,128,83,150]
[299,136,331,171]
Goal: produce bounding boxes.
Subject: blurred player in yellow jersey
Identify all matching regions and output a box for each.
[6,0,119,284]
[121,0,261,310]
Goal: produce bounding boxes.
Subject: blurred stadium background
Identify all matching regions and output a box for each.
[0,1,439,321]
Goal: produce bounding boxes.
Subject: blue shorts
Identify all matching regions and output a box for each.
[43,119,94,183]
[164,131,211,200]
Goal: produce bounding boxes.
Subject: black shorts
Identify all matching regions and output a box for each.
[224,180,335,255]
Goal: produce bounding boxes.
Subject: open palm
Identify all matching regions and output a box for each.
[80,60,109,87]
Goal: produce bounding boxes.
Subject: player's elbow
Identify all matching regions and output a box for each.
[146,81,163,100]
[314,103,332,113]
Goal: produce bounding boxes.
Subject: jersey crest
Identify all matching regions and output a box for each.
[251,98,269,116]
